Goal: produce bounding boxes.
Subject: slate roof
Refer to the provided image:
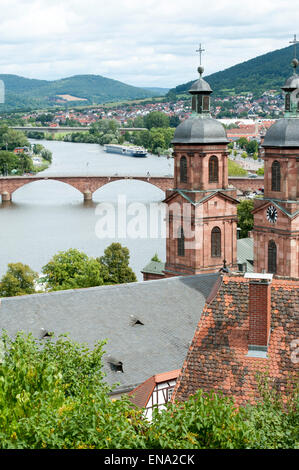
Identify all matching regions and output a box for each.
[237,237,254,273]
[0,273,220,394]
[262,117,299,147]
[172,115,228,144]
[188,77,212,94]
[141,260,165,276]
[173,274,299,406]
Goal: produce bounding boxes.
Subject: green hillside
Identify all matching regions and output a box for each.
[0,74,158,111]
[168,45,296,98]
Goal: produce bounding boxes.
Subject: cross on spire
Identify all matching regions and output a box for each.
[289,34,299,59]
[196,43,205,65]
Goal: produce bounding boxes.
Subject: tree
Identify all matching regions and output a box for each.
[144,111,169,130]
[237,137,248,149]
[237,199,254,238]
[0,124,9,143]
[0,333,297,448]
[0,151,19,175]
[0,263,38,297]
[149,128,166,153]
[41,148,52,162]
[133,116,145,128]
[0,332,147,449]
[131,130,150,148]
[169,115,180,128]
[33,143,44,154]
[147,383,298,449]
[0,128,29,151]
[98,243,137,285]
[151,253,161,262]
[41,248,106,291]
[37,113,54,124]
[246,140,258,154]
[17,152,34,174]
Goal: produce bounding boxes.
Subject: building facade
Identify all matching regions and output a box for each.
[143,65,239,279]
[252,58,299,277]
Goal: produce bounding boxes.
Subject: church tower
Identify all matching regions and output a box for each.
[162,54,239,277]
[252,39,299,277]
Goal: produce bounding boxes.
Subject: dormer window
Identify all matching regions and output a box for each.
[130,315,144,326]
[107,356,124,373]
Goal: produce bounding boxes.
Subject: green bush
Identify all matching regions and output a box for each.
[0,333,297,449]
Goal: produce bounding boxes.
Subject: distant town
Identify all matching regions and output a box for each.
[0,87,284,136]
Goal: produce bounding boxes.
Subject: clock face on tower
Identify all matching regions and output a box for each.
[266,205,278,224]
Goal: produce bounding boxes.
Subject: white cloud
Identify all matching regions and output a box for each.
[0,0,298,87]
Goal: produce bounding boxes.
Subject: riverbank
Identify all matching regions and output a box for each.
[0,139,169,280]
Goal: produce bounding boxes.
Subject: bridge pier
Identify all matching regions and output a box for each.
[83,190,92,201]
[1,192,11,202]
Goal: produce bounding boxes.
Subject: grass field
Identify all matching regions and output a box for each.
[228,159,248,176]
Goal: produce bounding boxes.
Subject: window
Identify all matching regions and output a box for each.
[238,262,247,272]
[203,95,210,111]
[271,161,281,192]
[268,240,277,274]
[167,388,174,402]
[209,156,218,183]
[180,156,187,183]
[177,226,185,257]
[211,227,221,257]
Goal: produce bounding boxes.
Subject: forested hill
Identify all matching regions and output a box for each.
[0,74,158,111]
[168,45,296,98]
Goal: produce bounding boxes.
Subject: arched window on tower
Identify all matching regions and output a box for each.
[209,156,219,183]
[271,161,281,192]
[180,156,187,183]
[177,226,185,257]
[211,227,221,257]
[268,240,277,274]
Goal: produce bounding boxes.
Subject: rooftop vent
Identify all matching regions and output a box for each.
[107,355,124,373]
[129,315,144,326]
[39,328,54,340]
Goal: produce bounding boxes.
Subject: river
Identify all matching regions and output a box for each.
[0,140,174,280]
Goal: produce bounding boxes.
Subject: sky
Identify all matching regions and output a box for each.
[0,0,299,89]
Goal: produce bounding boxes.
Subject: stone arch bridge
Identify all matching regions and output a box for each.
[0,175,263,202]
[0,175,173,201]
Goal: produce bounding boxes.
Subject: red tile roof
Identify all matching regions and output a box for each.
[129,369,180,409]
[173,274,299,406]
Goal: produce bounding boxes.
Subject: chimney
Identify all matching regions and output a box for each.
[245,273,273,355]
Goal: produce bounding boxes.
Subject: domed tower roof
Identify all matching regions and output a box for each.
[173,114,228,144]
[172,63,228,145]
[263,48,299,147]
[263,117,299,147]
[188,73,212,94]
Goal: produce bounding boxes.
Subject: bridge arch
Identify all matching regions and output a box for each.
[92,178,165,201]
